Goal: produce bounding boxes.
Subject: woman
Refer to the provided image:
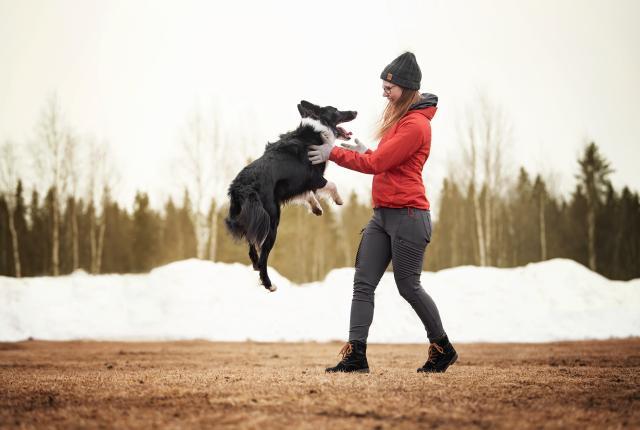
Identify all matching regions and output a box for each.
[308,52,457,373]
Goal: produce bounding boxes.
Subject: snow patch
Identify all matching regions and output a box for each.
[1,258,638,343]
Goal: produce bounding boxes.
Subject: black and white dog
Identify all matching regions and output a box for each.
[225,100,357,292]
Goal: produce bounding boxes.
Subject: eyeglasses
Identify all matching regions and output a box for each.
[383,84,397,94]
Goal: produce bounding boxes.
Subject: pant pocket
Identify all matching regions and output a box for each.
[421,211,432,243]
[392,237,425,280]
[354,227,365,269]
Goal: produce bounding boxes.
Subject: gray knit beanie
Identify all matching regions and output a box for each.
[380,52,421,90]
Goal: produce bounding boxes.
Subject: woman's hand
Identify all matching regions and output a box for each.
[340,138,368,154]
[309,131,335,165]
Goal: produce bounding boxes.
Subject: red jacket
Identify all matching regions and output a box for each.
[329,105,436,210]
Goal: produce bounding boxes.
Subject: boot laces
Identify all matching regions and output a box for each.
[427,342,444,364]
[338,342,353,363]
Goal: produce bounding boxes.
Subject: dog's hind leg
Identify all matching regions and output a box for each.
[307,192,323,216]
[316,181,344,205]
[257,229,278,291]
[249,244,260,271]
[257,205,280,292]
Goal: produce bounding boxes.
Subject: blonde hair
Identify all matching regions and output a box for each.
[375,88,422,139]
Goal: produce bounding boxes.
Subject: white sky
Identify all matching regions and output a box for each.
[1,0,639,212]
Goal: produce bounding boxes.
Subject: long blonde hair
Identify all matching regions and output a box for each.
[375,89,422,139]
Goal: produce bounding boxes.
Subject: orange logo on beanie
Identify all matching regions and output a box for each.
[386,73,393,80]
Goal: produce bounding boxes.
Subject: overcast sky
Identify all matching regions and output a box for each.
[1,0,639,212]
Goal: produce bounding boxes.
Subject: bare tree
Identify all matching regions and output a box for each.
[537,168,561,261]
[210,125,254,261]
[180,104,245,261]
[86,137,119,274]
[32,94,72,276]
[461,122,487,266]
[61,131,82,271]
[0,140,23,277]
[480,95,509,265]
[180,108,213,260]
[455,93,511,266]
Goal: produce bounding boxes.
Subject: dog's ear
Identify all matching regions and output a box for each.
[300,100,317,109]
[298,100,320,118]
[297,103,311,117]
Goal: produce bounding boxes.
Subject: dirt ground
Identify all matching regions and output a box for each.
[0,339,638,429]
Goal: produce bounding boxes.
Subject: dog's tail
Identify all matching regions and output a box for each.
[225,189,271,248]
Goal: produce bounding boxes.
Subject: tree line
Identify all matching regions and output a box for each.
[1,95,638,282]
[0,182,362,281]
[1,141,638,282]
[427,142,639,280]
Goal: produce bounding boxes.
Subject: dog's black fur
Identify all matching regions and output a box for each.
[225,100,357,291]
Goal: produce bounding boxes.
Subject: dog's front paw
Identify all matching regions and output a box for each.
[312,207,323,216]
[335,196,344,205]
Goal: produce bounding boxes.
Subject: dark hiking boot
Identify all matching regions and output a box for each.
[325,340,370,373]
[417,335,458,373]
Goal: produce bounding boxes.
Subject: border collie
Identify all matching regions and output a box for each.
[225,100,357,292]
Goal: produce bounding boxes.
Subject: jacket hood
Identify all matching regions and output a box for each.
[409,92,438,120]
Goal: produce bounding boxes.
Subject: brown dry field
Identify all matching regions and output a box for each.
[0,339,639,429]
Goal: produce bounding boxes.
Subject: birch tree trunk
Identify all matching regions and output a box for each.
[51,188,60,276]
[483,190,492,266]
[7,205,21,277]
[195,211,208,259]
[539,192,547,261]
[89,208,97,273]
[71,200,79,270]
[208,207,218,261]
[88,206,106,274]
[96,218,106,274]
[473,192,487,266]
[0,142,22,278]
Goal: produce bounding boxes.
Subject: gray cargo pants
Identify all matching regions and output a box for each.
[349,207,446,343]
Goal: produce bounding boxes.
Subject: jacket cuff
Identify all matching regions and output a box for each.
[329,145,340,162]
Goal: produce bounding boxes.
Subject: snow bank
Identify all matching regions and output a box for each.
[1,259,638,343]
